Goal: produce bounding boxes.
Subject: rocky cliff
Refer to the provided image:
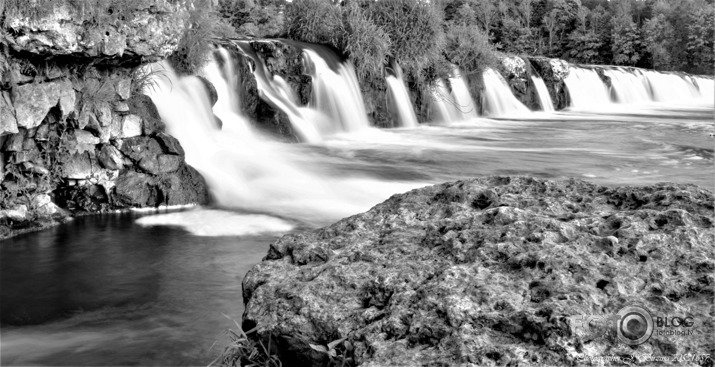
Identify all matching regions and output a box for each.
[238,176,713,366]
[0,0,209,238]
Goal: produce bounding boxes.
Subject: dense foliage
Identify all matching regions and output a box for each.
[168,0,238,75]
[216,0,713,76]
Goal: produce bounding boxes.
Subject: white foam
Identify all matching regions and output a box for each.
[135,209,294,236]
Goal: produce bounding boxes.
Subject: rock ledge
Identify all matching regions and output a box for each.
[241,176,714,366]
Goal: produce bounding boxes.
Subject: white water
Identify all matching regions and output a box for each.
[643,70,700,103]
[145,58,421,225]
[531,75,555,112]
[694,77,714,102]
[563,67,612,109]
[429,67,479,123]
[303,48,371,133]
[449,68,479,120]
[481,68,530,116]
[603,68,651,104]
[136,209,294,236]
[234,43,323,143]
[385,64,418,128]
[430,79,457,123]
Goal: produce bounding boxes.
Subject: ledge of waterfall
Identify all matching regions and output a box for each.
[238,176,714,366]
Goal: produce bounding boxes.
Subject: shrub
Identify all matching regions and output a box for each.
[168,1,238,75]
[366,0,446,81]
[342,2,391,81]
[444,21,498,94]
[284,0,344,50]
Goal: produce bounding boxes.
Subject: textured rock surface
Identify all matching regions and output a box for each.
[501,56,540,111]
[527,57,571,110]
[241,177,714,366]
[0,7,209,238]
[2,0,190,60]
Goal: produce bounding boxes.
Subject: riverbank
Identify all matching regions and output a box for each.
[231,176,714,366]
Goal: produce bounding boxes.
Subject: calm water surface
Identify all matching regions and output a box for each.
[1,106,713,365]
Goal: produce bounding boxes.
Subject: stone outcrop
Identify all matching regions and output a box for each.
[240,176,713,366]
[0,1,209,238]
[2,0,190,61]
[527,57,571,110]
[500,56,541,111]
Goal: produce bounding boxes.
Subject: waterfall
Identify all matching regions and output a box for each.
[603,68,651,104]
[449,68,479,120]
[429,68,479,123]
[563,67,611,109]
[302,47,371,133]
[385,64,418,128]
[530,75,554,112]
[643,71,701,103]
[430,79,459,123]
[233,41,370,141]
[481,68,529,116]
[693,77,714,102]
[235,42,323,142]
[144,56,418,223]
[201,49,252,137]
[216,47,241,114]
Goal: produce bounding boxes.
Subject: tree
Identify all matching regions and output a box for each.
[685,4,714,73]
[473,0,498,39]
[610,2,642,66]
[643,13,674,70]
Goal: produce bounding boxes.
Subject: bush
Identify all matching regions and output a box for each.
[342,3,391,81]
[284,0,344,49]
[444,21,498,94]
[366,0,445,81]
[168,1,238,75]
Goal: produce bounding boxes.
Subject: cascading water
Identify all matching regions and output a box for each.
[643,70,701,103]
[603,68,651,104]
[430,80,459,123]
[201,49,252,137]
[449,68,479,120]
[563,67,611,109]
[385,64,418,128]
[429,67,479,123]
[693,77,714,102]
[232,41,371,141]
[481,68,529,116]
[234,42,323,142]
[302,47,371,133]
[144,55,419,224]
[530,75,554,112]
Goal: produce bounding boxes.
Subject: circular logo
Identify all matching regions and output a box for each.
[617,305,653,345]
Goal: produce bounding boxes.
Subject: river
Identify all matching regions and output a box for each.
[1,101,712,365]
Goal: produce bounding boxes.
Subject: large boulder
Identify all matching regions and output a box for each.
[1,91,18,135]
[2,0,190,60]
[11,79,76,129]
[240,177,714,366]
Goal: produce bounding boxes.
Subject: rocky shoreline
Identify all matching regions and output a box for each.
[236,176,714,366]
[0,0,210,238]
